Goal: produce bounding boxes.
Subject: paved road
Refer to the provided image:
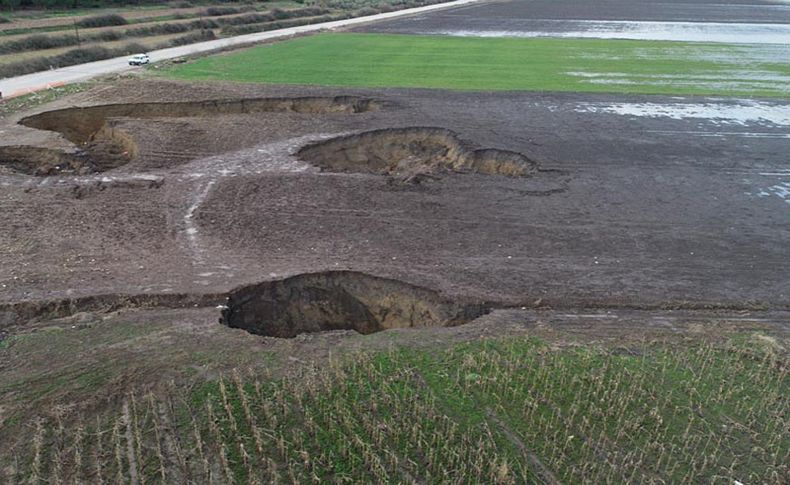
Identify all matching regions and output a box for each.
[0,0,481,99]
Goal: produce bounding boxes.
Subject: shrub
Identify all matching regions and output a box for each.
[219,12,273,25]
[356,6,380,16]
[125,22,190,37]
[190,18,220,29]
[0,15,11,24]
[0,34,80,55]
[167,29,216,47]
[203,6,242,16]
[92,30,124,42]
[76,14,128,29]
[221,14,339,36]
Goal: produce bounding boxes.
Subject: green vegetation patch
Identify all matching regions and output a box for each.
[4,336,787,483]
[0,82,88,116]
[165,33,790,97]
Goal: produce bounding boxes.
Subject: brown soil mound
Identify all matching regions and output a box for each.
[297,127,538,180]
[220,271,490,338]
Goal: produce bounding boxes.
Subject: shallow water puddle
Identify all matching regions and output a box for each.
[752,181,790,206]
[571,100,790,127]
[436,20,790,44]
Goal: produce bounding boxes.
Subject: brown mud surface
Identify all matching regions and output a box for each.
[355,0,790,33]
[0,77,788,455]
[1,78,788,315]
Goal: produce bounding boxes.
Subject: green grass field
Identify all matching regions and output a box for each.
[5,336,787,483]
[164,33,790,97]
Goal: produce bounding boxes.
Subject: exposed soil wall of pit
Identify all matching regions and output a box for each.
[220,271,490,338]
[19,96,382,146]
[297,127,538,180]
[0,146,94,176]
[0,292,225,328]
[11,96,380,176]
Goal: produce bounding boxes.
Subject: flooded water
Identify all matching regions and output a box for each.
[435,20,790,44]
[571,100,790,126]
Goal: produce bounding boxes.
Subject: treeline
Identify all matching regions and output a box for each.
[1,1,261,11]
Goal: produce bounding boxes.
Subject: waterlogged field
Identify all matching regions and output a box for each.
[165,33,790,97]
[5,336,787,483]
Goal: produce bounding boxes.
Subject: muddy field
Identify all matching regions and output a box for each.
[0,78,788,320]
[358,0,790,36]
[1,76,789,476]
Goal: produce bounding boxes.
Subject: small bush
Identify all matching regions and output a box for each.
[76,14,128,29]
[377,4,397,13]
[356,6,380,16]
[268,7,331,20]
[190,18,220,29]
[203,6,242,16]
[167,29,216,47]
[219,12,273,25]
[92,30,124,42]
[221,14,338,36]
[125,22,186,37]
[0,34,80,55]
[0,15,11,24]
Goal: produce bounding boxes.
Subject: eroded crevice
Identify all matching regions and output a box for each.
[0,129,135,176]
[220,271,491,338]
[9,96,381,176]
[19,96,382,145]
[297,127,538,182]
[0,292,226,327]
[0,146,95,176]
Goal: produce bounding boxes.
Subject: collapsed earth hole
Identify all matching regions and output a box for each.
[13,96,380,176]
[19,96,381,146]
[0,127,135,176]
[220,271,490,338]
[0,146,95,176]
[297,127,538,181]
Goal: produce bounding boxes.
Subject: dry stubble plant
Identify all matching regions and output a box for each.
[2,336,787,483]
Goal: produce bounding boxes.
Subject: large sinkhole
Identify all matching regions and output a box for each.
[219,271,490,338]
[10,96,380,176]
[297,127,538,180]
[19,96,381,145]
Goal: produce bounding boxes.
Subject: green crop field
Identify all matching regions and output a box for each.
[4,336,787,483]
[165,33,790,97]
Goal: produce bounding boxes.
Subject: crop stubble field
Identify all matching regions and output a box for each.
[4,334,788,483]
[1,0,789,482]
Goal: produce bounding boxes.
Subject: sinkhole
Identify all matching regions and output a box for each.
[219,271,490,338]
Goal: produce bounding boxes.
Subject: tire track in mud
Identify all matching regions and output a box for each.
[167,133,348,273]
[182,179,216,266]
